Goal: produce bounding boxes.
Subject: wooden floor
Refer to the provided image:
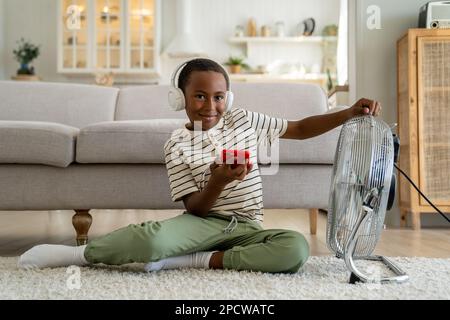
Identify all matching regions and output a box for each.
[0,209,449,258]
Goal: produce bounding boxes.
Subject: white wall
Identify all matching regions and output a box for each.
[185,0,339,63]
[3,0,65,82]
[160,0,339,83]
[0,0,5,80]
[353,0,449,227]
[1,0,339,83]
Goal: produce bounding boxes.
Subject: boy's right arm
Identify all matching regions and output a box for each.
[182,161,252,218]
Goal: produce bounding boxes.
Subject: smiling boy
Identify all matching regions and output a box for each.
[18,58,380,273]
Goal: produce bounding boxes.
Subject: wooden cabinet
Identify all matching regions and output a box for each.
[58,0,160,74]
[397,29,450,229]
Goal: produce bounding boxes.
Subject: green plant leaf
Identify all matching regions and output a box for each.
[224,55,248,66]
[13,38,40,65]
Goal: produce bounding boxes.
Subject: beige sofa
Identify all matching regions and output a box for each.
[0,81,339,244]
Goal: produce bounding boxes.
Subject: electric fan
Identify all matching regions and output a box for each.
[326,115,409,284]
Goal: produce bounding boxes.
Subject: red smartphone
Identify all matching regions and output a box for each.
[222,149,251,169]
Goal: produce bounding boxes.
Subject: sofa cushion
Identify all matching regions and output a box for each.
[77,119,186,163]
[0,121,79,167]
[273,128,339,164]
[115,85,187,121]
[114,83,327,121]
[232,83,328,119]
[268,106,345,164]
[77,119,339,165]
[0,81,118,128]
[112,83,337,164]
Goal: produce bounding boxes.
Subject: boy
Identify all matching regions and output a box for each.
[18,58,380,273]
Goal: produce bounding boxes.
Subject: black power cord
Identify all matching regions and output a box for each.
[394,163,450,224]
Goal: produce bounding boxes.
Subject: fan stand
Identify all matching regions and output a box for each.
[344,189,409,284]
[348,256,409,284]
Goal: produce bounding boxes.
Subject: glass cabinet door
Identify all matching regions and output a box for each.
[95,0,122,70]
[61,0,89,70]
[59,0,159,74]
[128,0,155,70]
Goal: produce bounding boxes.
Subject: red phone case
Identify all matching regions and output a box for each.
[222,149,251,169]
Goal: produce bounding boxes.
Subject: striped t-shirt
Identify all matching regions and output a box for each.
[164,108,288,223]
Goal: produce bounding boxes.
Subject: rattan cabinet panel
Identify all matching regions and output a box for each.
[397,29,450,229]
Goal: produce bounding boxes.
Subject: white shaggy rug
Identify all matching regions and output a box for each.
[1,256,449,300]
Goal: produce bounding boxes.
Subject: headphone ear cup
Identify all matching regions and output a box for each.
[225,91,234,112]
[168,87,185,111]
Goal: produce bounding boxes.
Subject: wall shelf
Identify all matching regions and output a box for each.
[229,72,332,87]
[228,36,338,89]
[229,36,337,44]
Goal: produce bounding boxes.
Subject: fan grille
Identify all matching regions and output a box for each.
[326,116,394,258]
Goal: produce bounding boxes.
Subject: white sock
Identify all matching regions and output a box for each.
[144,251,217,272]
[18,244,89,269]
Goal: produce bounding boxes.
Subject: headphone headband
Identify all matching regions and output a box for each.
[171,58,231,91]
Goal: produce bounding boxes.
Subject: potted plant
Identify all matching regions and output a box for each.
[224,56,249,74]
[13,38,40,75]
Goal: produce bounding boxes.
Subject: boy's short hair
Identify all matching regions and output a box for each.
[177,58,230,93]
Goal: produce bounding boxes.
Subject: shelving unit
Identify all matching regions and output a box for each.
[229,72,329,87]
[228,36,337,88]
[57,0,160,74]
[229,36,337,44]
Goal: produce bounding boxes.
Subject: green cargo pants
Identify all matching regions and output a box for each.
[84,212,309,273]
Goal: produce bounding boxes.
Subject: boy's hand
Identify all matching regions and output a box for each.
[209,160,253,187]
[349,98,381,117]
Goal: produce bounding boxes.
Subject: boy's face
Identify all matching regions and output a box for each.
[184,71,228,131]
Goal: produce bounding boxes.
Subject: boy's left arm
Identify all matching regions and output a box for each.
[281,98,381,140]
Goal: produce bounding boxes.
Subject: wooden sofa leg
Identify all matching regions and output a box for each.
[72,209,92,246]
[309,209,318,235]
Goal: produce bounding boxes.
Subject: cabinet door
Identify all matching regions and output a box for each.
[94,0,123,70]
[417,36,450,206]
[59,0,159,74]
[59,0,90,71]
[127,0,157,71]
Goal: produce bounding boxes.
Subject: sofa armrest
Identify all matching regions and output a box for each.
[0,121,79,167]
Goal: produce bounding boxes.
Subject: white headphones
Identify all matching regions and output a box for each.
[168,58,234,112]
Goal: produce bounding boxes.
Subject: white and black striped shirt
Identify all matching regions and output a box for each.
[164,108,288,223]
